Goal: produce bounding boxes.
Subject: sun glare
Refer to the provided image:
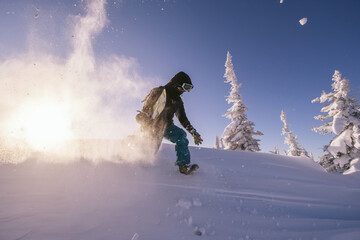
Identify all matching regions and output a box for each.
[10,100,74,151]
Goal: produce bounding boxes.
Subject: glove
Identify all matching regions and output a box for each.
[190,129,203,145]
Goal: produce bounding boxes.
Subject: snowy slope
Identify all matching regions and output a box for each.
[1,143,360,240]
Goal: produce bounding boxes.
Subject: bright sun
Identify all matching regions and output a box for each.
[10,100,74,151]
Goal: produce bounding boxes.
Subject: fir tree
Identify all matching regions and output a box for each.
[220,138,225,150]
[280,110,308,157]
[221,52,263,151]
[312,70,360,173]
[270,145,280,155]
[214,135,221,149]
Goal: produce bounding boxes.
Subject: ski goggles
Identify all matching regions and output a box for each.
[179,83,193,92]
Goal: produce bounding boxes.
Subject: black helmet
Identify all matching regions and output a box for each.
[169,71,192,87]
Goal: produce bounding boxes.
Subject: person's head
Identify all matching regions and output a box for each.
[168,71,193,94]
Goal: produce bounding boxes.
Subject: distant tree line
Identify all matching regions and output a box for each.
[214,52,360,174]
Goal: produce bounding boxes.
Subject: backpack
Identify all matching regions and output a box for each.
[136,87,166,128]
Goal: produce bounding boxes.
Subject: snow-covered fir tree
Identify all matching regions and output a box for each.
[221,51,263,151]
[270,145,280,155]
[312,70,360,173]
[280,110,309,157]
[220,138,225,149]
[214,135,221,149]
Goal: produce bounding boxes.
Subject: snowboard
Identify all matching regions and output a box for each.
[180,164,199,175]
[151,88,166,119]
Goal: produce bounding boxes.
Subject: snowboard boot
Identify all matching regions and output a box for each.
[179,164,199,175]
[179,165,189,174]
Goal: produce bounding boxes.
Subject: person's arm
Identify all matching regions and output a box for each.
[176,101,203,145]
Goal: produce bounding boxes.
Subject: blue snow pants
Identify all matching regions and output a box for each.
[163,124,190,166]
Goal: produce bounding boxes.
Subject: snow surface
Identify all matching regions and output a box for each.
[1,143,360,240]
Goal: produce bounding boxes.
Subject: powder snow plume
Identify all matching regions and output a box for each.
[0,0,155,164]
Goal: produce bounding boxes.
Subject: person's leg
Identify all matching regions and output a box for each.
[163,124,190,166]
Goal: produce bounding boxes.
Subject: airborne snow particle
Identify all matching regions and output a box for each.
[280,0,284,3]
[299,17,308,26]
[131,233,139,240]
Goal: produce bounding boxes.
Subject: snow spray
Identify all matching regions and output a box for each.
[0,0,154,164]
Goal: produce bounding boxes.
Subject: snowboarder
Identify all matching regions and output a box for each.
[136,71,203,174]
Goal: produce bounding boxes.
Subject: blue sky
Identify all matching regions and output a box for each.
[1,0,359,158]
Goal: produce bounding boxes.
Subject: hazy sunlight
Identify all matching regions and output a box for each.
[9,100,74,151]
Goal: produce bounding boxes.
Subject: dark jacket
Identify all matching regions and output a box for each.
[138,72,195,134]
